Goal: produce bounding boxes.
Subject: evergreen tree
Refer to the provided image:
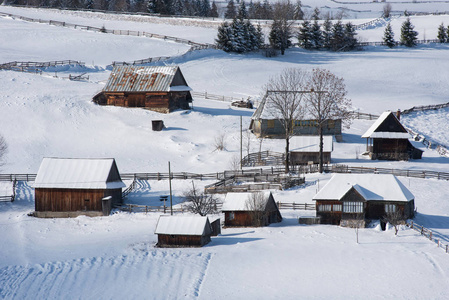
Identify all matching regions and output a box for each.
[312,7,320,20]
[383,22,396,48]
[344,22,358,50]
[330,20,345,51]
[293,0,304,20]
[261,0,272,19]
[322,18,332,50]
[210,1,219,17]
[85,0,94,9]
[215,17,262,52]
[216,22,234,52]
[310,19,323,49]
[437,22,447,43]
[225,0,237,19]
[297,20,313,49]
[237,0,247,20]
[200,0,211,16]
[400,17,418,47]
[269,18,292,55]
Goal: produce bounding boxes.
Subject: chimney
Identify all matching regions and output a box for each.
[396,110,401,120]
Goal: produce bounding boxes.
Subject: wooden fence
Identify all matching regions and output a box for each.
[0,60,84,71]
[402,102,449,115]
[408,221,449,254]
[277,202,315,210]
[0,195,14,202]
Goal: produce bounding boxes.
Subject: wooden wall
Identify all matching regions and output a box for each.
[157,234,210,247]
[290,152,331,165]
[35,188,122,212]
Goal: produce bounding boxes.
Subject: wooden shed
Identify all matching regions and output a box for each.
[249,94,342,141]
[33,158,126,218]
[222,192,282,227]
[93,66,192,114]
[289,136,333,165]
[154,215,212,247]
[313,174,415,225]
[362,111,423,160]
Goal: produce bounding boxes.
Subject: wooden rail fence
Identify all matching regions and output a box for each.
[408,221,449,254]
[277,202,315,210]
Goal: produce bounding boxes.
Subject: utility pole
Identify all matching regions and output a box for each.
[240,115,243,169]
[168,161,173,215]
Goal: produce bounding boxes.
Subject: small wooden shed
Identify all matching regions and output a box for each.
[313,174,415,225]
[154,215,212,247]
[93,66,192,113]
[289,136,333,165]
[249,93,342,141]
[33,158,126,218]
[362,111,423,160]
[222,191,282,227]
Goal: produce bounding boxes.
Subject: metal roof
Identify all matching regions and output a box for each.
[313,174,414,202]
[154,215,212,236]
[103,66,188,92]
[34,158,126,189]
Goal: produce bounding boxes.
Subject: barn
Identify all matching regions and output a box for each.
[93,65,192,113]
[362,111,423,160]
[154,215,212,247]
[33,158,126,218]
[289,136,333,165]
[249,94,342,141]
[222,191,282,227]
[313,174,415,226]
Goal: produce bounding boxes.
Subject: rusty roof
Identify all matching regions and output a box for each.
[103,66,187,92]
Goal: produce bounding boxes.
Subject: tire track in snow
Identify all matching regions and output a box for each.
[0,248,212,299]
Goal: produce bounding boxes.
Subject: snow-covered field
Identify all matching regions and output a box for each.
[1,5,449,299]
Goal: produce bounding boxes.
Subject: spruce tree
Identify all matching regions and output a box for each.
[210,1,219,17]
[237,0,247,20]
[293,0,304,20]
[312,7,320,20]
[311,19,323,49]
[437,22,447,43]
[200,0,211,17]
[269,19,292,55]
[298,20,313,49]
[344,22,358,50]
[225,0,237,19]
[330,20,345,51]
[400,17,418,47]
[322,18,333,50]
[383,22,396,48]
[216,22,233,52]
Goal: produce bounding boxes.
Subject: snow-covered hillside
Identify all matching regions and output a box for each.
[1,6,449,299]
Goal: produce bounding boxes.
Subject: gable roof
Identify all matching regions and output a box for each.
[313,174,414,202]
[222,191,273,211]
[103,66,191,93]
[34,158,126,189]
[362,111,410,139]
[290,136,333,153]
[154,215,212,236]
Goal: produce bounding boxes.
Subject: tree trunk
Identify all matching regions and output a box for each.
[285,136,290,173]
[319,124,324,173]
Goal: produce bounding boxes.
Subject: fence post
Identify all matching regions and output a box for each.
[293,201,295,210]
[410,221,413,229]
[446,245,448,253]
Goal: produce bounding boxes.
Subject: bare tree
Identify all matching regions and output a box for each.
[305,68,352,173]
[383,3,392,18]
[245,192,268,227]
[0,134,7,170]
[264,68,308,173]
[183,181,218,216]
[243,130,253,157]
[214,132,227,151]
[383,210,406,236]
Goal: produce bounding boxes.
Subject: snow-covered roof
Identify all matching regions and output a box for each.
[103,66,189,93]
[222,191,272,211]
[154,215,211,236]
[34,158,126,189]
[290,136,333,153]
[313,174,414,202]
[362,111,410,139]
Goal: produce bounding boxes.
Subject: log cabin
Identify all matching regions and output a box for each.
[154,215,212,247]
[33,158,126,218]
[313,174,415,226]
[93,66,192,113]
[249,93,342,141]
[362,111,423,160]
[222,191,282,227]
[289,136,333,165]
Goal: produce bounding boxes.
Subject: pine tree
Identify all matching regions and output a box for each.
[297,20,313,49]
[344,22,358,50]
[210,1,219,17]
[383,22,396,48]
[400,17,418,47]
[215,17,262,52]
[261,0,272,19]
[237,0,247,20]
[216,22,233,52]
[293,0,303,20]
[330,20,345,51]
[312,7,320,20]
[310,19,323,49]
[199,0,211,16]
[269,19,292,55]
[437,22,447,43]
[225,0,237,19]
[322,18,333,50]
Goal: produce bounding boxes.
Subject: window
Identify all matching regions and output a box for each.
[229,212,235,220]
[333,204,342,212]
[267,120,275,128]
[318,204,332,212]
[343,202,363,213]
[385,204,397,213]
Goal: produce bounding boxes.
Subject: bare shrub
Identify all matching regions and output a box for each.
[0,134,8,170]
[383,210,406,236]
[214,132,227,151]
[183,181,218,216]
[245,192,268,227]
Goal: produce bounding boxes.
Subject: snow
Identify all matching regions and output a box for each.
[222,191,272,211]
[1,5,449,300]
[313,174,415,202]
[33,158,125,189]
[154,215,211,235]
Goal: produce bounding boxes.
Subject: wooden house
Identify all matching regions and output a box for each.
[249,94,342,141]
[154,215,212,247]
[313,174,415,226]
[362,111,423,160]
[33,158,126,218]
[289,136,333,165]
[93,66,192,113]
[222,192,282,227]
